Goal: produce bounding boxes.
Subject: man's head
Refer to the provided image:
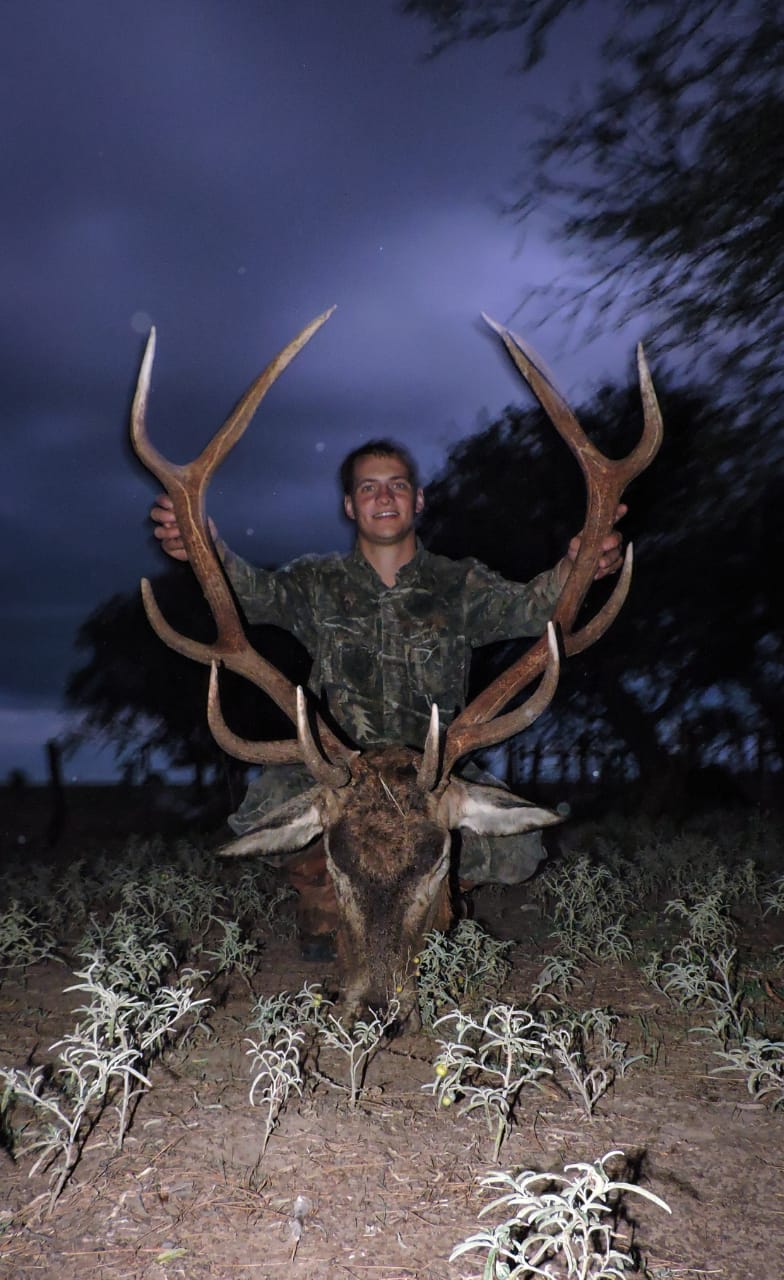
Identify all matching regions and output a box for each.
[340,440,424,551]
[339,439,419,497]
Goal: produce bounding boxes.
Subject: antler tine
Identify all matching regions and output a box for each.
[131,310,352,766]
[295,686,353,786]
[131,309,336,482]
[203,668,352,775]
[441,621,561,781]
[442,544,634,778]
[441,321,663,774]
[131,309,336,645]
[206,662,302,764]
[417,702,442,792]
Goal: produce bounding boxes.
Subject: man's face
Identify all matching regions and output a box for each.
[344,453,424,547]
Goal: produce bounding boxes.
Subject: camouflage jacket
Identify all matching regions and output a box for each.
[220,540,562,750]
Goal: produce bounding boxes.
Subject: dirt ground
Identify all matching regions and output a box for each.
[2,795,784,1279]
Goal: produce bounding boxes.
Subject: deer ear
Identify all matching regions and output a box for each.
[438,779,563,836]
[217,787,327,864]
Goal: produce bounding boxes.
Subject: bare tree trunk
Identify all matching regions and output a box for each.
[46,739,67,846]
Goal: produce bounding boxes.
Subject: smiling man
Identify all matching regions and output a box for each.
[343,448,425,565]
[151,438,624,954]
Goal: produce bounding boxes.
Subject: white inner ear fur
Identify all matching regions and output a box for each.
[218,788,327,858]
[438,779,563,836]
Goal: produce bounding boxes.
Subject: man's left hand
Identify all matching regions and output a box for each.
[564,503,628,581]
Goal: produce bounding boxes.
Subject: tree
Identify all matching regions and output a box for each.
[65,567,311,799]
[404,0,784,429]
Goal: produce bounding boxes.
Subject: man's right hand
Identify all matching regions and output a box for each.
[151,494,218,561]
[150,494,188,561]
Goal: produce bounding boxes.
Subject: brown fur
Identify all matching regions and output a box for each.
[323,747,453,1022]
[220,742,560,1025]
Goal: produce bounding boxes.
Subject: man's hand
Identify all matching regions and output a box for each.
[150,494,218,562]
[559,503,628,585]
[151,494,188,561]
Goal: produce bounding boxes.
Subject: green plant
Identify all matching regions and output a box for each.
[540,856,633,963]
[0,902,57,971]
[246,1026,305,1155]
[426,1004,551,1159]
[0,955,209,1209]
[312,1001,400,1111]
[664,892,736,950]
[763,874,784,917]
[712,1035,784,1108]
[451,1150,671,1279]
[642,943,715,1009]
[247,990,301,1038]
[121,868,224,939]
[539,1008,643,1118]
[76,912,175,992]
[246,983,327,1039]
[531,953,583,999]
[416,921,512,1027]
[65,958,209,1142]
[0,1042,150,1211]
[692,947,750,1045]
[203,919,260,980]
[644,940,751,1049]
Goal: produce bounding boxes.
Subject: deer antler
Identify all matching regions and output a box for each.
[130,309,352,776]
[439,318,663,779]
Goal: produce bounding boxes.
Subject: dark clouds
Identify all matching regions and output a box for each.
[2,0,640,780]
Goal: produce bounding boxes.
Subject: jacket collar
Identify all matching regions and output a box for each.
[347,538,427,587]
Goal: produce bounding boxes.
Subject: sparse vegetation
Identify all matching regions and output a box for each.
[451,1151,671,1279]
[416,919,513,1026]
[0,809,782,1275]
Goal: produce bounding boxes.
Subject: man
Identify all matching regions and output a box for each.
[151,439,625,954]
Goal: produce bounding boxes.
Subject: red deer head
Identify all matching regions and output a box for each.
[130,309,662,1022]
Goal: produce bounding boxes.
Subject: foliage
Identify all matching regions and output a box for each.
[428,996,643,1149]
[427,1004,553,1158]
[451,1151,671,1279]
[636,869,784,1106]
[246,1026,305,1155]
[405,0,784,420]
[310,1000,401,1112]
[2,813,782,1247]
[203,919,261,980]
[0,902,57,971]
[245,984,397,1115]
[0,948,208,1210]
[540,854,633,962]
[416,920,513,1026]
[713,1036,784,1109]
[64,566,310,785]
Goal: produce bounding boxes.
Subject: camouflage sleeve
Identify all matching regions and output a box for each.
[463,561,563,644]
[215,540,319,652]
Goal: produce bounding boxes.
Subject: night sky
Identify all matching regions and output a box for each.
[3,1,649,782]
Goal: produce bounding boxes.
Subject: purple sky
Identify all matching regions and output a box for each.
[2,1,650,782]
